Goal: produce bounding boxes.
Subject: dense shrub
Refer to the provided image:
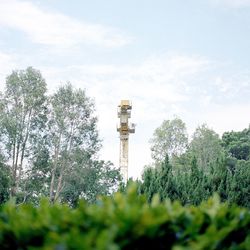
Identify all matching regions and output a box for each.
[0,186,250,250]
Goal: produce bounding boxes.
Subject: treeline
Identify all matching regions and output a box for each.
[1,67,249,208]
[0,67,121,205]
[137,118,250,208]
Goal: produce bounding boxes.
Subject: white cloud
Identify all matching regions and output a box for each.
[42,54,210,125]
[0,0,132,48]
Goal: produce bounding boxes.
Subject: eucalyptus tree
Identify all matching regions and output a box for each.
[48,84,102,202]
[189,124,224,172]
[149,117,188,163]
[0,67,47,197]
[0,68,121,203]
[21,83,121,204]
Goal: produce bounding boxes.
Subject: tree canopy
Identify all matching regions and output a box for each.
[149,117,188,162]
[139,119,250,208]
[189,124,224,172]
[0,67,121,205]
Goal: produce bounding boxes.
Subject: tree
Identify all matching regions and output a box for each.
[222,127,250,161]
[186,156,206,205]
[61,160,121,206]
[141,123,250,208]
[139,156,178,202]
[227,160,250,208]
[47,84,101,202]
[21,146,50,204]
[0,67,47,197]
[140,165,157,202]
[0,68,121,204]
[20,83,121,205]
[156,155,177,201]
[149,118,188,163]
[0,153,11,203]
[44,83,121,204]
[189,124,224,172]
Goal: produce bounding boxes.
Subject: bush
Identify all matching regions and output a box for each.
[0,186,250,249]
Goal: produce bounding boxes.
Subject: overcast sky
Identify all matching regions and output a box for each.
[0,0,250,178]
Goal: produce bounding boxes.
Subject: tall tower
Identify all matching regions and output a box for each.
[117,100,135,182]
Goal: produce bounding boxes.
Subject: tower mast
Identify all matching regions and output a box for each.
[117,100,135,182]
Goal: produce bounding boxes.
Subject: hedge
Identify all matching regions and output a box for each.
[0,186,250,250]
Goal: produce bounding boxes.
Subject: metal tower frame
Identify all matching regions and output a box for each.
[117,100,135,182]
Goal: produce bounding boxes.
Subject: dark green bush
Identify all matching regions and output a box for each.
[0,186,250,250]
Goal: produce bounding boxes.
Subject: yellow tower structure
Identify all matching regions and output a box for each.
[117,100,135,182]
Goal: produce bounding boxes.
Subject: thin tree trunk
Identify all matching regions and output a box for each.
[11,140,20,196]
[53,121,75,202]
[12,140,16,173]
[49,133,62,202]
[10,140,17,197]
[19,109,32,183]
[54,173,63,202]
[12,101,23,196]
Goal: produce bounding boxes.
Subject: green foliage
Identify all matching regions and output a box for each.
[147,120,250,209]
[0,187,250,249]
[189,124,224,172]
[227,160,250,206]
[0,68,121,205]
[150,118,188,162]
[0,160,11,203]
[222,127,250,161]
[0,67,47,197]
[60,160,121,206]
[47,83,103,203]
[139,153,250,208]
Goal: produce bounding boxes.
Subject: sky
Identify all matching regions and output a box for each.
[0,0,250,179]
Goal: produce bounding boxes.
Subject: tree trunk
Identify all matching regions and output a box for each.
[49,133,62,202]
[19,109,32,184]
[52,120,75,202]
